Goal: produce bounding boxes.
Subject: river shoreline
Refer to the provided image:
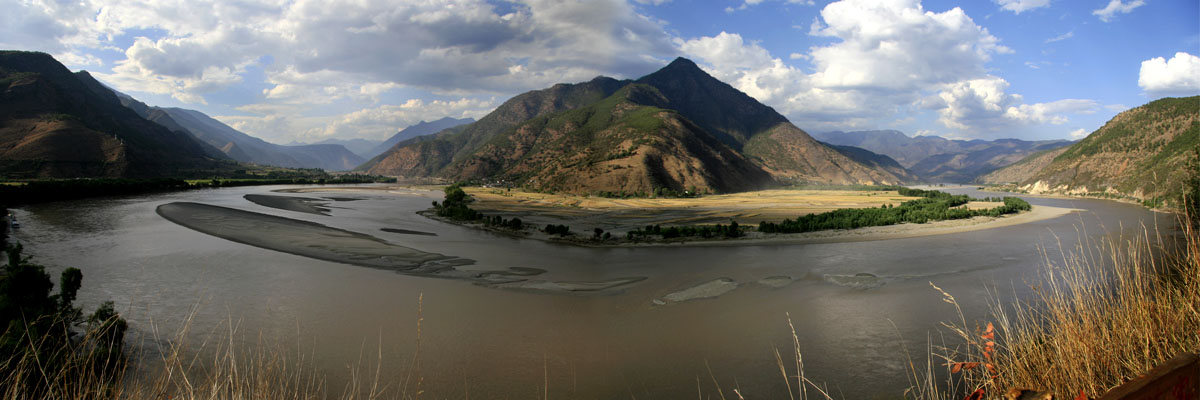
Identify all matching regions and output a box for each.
[421,203,1081,248]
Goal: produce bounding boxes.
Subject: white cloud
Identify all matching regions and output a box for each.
[300,98,497,142]
[28,0,684,142]
[729,0,814,12]
[1005,99,1099,125]
[219,97,496,143]
[1138,52,1200,96]
[1092,0,1145,22]
[994,0,1051,14]
[808,0,1010,91]
[681,0,1092,138]
[1068,128,1088,139]
[1044,30,1073,43]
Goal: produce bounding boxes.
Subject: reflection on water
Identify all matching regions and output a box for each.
[8,185,1176,398]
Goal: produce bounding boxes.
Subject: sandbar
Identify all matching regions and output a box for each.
[655,278,739,305]
[157,202,646,294]
[244,194,332,215]
[381,228,438,236]
[158,202,458,270]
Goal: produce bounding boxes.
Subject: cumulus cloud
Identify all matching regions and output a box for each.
[1138,52,1200,96]
[681,0,1098,138]
[23,0,683,141]
[219,97,496,143]
[299,98,497,142]
[994,0,1051,14]
[1068,128,1088,139]
[1093,0,1145,22]
[15,0,676,102]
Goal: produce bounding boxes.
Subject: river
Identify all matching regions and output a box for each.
[7,185,1176,398]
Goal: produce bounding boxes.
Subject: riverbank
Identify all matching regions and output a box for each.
[422,204,1079,247]
[283,185,1080,248]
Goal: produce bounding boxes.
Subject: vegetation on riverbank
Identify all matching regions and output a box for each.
[758,191,1030,234]
[1,244,129,398]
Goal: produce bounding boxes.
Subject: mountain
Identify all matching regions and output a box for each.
[0,51,219,178]
[362,57,910,193]
[364,117,474,159]
[975,146,1070,184]
[820,143,919,183]
[359,76,630,177]
[812,130,1074,182]
[441,84,773,194]
[310,138,381,158]
[113,93,365,171]
[1012,96,1198,206]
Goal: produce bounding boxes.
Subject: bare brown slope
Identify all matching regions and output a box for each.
[745,123,910,185]
[442,85,773,194]
[361,77,629,176]
[0,51,216,178]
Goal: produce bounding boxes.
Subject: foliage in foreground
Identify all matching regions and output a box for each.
[1,244,129,398]
[911,211,1200,398]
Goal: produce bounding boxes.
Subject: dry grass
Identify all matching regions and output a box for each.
[0,298,432,400]
[914,212,1200,398]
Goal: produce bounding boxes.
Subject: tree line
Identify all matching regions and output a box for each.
[758,194,1031,234]
[626,221,743,240]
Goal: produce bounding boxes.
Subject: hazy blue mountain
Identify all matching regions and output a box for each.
[365,117,474,159]
[306,138,381,158]
[812,130,1074,183]
[112,93,366,171]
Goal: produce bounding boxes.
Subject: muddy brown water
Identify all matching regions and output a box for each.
[9,185,1177,398]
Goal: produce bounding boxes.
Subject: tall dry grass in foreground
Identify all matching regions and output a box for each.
[0,301,428,400]
[912,213,1200,398]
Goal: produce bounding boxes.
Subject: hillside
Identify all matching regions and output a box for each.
[113,93,365,171]
[821,143,919,183]
[311,138,380,158]
[365,117,474,159]
[812,130,1073,182]
[360,76,630,176]
[442,84,772,194]
[0,51,218,178]
[363,57,911,192]
[975,146,1070,184]
[1017,96,1199,206]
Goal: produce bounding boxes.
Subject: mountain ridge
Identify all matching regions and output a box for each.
[0,51,219,178]
[362,57,912,192]
[1009,96,1198,206]
[812,130,1075,182]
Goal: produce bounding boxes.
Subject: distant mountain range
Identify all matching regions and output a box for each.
[361,57,911,194]
[111,90,366,171]
[811,130,1074,183]
[0,51,220,178]
[307,138,380,159]
[363,117,474,159]
[981,96,1198,207]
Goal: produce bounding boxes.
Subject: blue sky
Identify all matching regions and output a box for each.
[3,0,1196,144]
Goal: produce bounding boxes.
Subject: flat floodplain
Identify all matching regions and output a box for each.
[457,187,1078,245]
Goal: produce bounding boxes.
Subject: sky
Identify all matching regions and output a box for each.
[2,0,1197,144]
